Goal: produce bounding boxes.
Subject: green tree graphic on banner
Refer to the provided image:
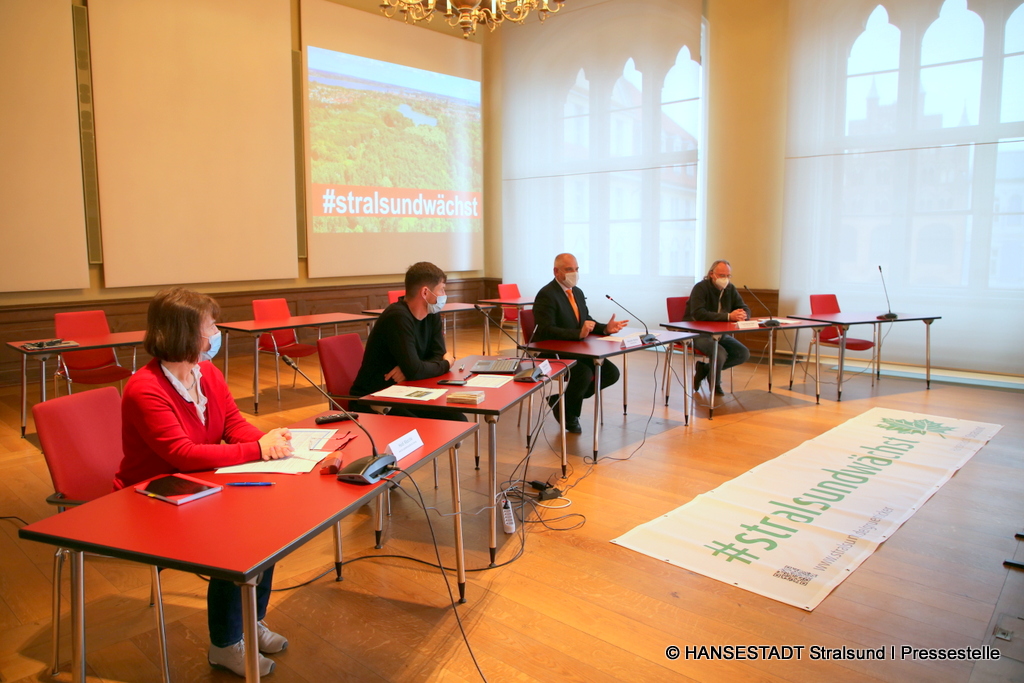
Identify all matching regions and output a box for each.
[876,417,955,438]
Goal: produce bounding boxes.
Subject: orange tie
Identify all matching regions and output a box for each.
[565,288,580,322]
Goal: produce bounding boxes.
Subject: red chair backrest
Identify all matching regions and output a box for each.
[520,309,537,344]
[387,290,404,304]
[54,311,118,371]
[253,298,298,351]
[666,296,688,323]
[810,294,842,342]
[318,334,364,408]
[497,283,521,322]
[33,386,123,503]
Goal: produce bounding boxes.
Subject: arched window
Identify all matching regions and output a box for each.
[659,46,702,276]
[846,5,900,135]
[661,46,701,151]
[919,0,984,128]
[1002,4,1024,122]
[610,59,643,157]
[563,69,590,159]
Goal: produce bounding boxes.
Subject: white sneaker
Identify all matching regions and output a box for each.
[257,620,289,654]
[209,639,275,677]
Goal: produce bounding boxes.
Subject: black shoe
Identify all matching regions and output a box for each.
[714,384,725,396]
[565,417,582,434]
[693,363,709,390]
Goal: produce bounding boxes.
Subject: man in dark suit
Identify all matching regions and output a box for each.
[533,253,628,433]
[684,259,751,395]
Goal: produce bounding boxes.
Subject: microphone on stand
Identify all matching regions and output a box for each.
[604,295,657,344]
[280,355,395,485]
[743,286,780,327]
[877,266,898,320]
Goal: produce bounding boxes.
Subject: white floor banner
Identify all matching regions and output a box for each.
[612,408,1003,610]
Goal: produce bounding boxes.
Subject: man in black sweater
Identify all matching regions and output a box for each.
[533,253,628,433]
[684,259,751,395]
[352,261,465,421]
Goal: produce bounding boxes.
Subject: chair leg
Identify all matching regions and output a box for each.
[432,459,439,489]
[150,566,170,683]
[273,354,282,400]
[51,548,67,675]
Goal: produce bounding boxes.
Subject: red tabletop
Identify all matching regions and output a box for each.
[527,327,696,360]
[361,302,493,317]
[216,312,377,334]
[789,312,941,325]
[477,296,534,307]
[18,413,476,583]
[662,319,827,335]
[356,354,573,416]
[8,330,146,356]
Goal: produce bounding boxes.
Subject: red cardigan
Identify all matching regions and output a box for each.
[114,358,265,489]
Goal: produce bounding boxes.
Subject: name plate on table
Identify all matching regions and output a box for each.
[385,429,423,461]
[538,359,552,376]
[735,320,760,329]
[621,335,644,349]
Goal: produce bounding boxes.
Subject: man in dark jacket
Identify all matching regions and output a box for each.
[352,261,465,421]
[684,259,751,395]
[533,253,628,433]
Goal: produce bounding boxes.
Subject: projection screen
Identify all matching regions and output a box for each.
[301,0,483,278]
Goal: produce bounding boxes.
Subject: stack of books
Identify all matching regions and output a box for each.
[446,390,485,405]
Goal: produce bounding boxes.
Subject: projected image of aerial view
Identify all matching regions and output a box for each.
[307,46,482,234]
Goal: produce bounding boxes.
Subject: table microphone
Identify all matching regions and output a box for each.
[280,355,395,485]
[604,295,657,344]
[743,286,780,327]
[877,265,898,320]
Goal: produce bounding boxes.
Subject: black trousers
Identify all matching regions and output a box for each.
[208,566,274,647]
[549,357,620,420]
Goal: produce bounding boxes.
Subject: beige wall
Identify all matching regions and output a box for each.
[704,0,789,289]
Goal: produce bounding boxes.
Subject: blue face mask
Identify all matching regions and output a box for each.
[427,294,447,315]
[203,330,222,359]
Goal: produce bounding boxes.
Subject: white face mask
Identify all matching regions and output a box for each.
[714,277,730,290]
[202,330,222,359]
[562,271,579,289]
[426,291,447,315]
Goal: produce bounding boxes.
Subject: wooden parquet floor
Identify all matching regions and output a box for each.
[1,331,1022,682]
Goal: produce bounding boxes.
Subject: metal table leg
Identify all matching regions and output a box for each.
[240,578,260,682]
[449,445,467,602]
[592,359,603,460]
[71,551,85,683]
[837,325,848,401]
[252,336,261,414]
[487,415,499,566]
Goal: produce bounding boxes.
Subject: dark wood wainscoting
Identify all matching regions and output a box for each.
[0,278,501,388]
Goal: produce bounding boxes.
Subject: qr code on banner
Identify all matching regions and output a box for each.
[774,565,817,586]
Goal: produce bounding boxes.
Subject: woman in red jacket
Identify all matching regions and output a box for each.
[115,287,292,677]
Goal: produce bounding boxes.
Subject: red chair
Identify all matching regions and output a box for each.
[805,294,875,374]
[665,296,731,396]
[53,311,133,396]
[252,298,319,400]
[387,290,404,304]
[33,388,169,681]
[497,283,522,342]
[318,333,364,410]
[520,308,536,344]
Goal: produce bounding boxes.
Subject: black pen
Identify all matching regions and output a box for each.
[226,482,275,487]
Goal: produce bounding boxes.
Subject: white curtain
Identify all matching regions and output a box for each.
[781,0,1024,374]
[501,0,704,330]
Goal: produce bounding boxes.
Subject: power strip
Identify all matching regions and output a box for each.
[501,496,516,534]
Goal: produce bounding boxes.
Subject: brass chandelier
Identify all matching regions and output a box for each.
[380,0,565,38]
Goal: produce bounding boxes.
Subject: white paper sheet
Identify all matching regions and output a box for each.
[370,385,447,401]
[465,374,512,388]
